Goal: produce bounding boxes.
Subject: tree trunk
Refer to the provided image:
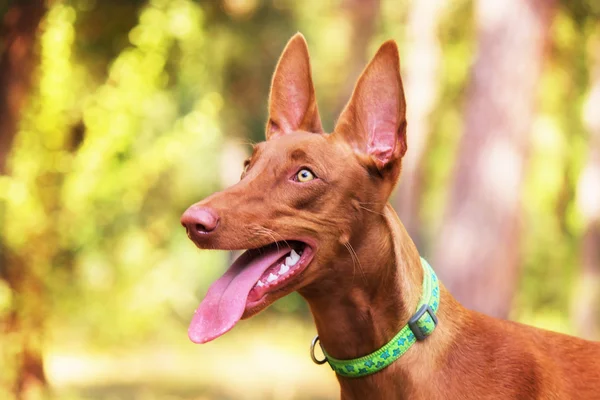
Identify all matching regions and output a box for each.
[432,0,555,318]
[0,0,47,397]
[572,40,600,339]
[0,0,46,173]
[335,0,380,115]
[3,254,48,398]
[393,0,446,248]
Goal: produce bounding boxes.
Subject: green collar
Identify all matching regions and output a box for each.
[311,258,440,378]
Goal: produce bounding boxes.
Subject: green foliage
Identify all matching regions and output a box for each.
[515,7,598,327]
[0,0,228,381]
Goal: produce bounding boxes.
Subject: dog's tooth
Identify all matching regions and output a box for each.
[279,263,289,275]
[286,251,300,267]
[285,256,293,266]
[290,249,300,263]
[256,280,264,287]
[267,273,278,283]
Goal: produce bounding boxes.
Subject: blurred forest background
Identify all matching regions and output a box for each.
[1,0,599,399]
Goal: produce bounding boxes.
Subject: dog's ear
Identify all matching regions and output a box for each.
[266,33,323,140]
[334,40,407,174]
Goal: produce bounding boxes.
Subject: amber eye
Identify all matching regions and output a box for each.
[296,168,315,182]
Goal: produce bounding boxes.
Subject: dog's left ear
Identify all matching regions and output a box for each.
[266,33,323,140]
[334,40,407,175]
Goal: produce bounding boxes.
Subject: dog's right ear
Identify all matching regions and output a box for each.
[266,33,323,140]
[333,40,407,177]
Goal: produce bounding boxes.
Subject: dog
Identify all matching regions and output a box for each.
[180,33,600,399]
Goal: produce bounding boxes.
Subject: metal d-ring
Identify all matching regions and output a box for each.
[310,335,327,365]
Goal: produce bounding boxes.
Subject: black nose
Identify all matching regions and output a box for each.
[180,206,220,236]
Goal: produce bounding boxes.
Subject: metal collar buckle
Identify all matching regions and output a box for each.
[408,304,438,341]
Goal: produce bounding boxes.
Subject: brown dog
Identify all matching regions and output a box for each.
[181,33,600,399]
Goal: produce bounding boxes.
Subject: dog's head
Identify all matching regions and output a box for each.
[181,33,407,343]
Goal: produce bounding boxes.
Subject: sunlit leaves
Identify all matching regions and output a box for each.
[3,3,77,249]
[2,0,226,351]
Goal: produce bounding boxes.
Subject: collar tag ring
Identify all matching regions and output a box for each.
[310,335,327,365]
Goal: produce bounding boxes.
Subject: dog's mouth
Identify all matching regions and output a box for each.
[245,241,314,307]
[188,240,314,344]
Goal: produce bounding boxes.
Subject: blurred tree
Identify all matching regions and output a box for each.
[334,0,380,114]
[197,0,297,143]
[573,32,600,339]
[0,0,46,173]
[433,0,556,318]
[508,1,600,333]
[0,0,47,396]
[394,0,446,248]
[0,1,174,396]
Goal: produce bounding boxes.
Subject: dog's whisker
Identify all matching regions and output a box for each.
[358,205,386,217]
[343,242,357,286]
[346,241,367,285]
[230,138,258,147]
[260,228,281,253]
[264,228,292,250]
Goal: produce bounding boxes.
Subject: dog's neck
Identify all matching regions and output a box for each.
[301,204,460,397]
[302,204,423,358]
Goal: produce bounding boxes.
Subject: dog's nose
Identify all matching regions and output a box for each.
[181,206,220,235]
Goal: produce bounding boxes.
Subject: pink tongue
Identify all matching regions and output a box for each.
[188,246,291,344]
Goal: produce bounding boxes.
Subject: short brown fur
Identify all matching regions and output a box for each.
[181,33,600,399]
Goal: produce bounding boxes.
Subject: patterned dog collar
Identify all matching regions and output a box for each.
[311,258,440,378]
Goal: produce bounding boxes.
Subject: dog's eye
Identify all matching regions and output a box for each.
[296,168,315,182]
